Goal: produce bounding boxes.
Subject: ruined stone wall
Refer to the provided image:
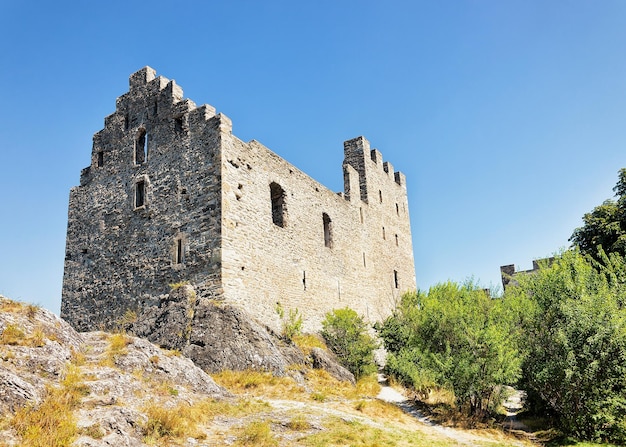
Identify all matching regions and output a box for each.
[220,134,415,332]
[61,68,225,330]
[62,66,416,335]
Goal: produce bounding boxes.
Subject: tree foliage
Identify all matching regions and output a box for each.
[320,308,378,379]
[507,249,626,443]
[570,168,626,258]
[378,282,523,416]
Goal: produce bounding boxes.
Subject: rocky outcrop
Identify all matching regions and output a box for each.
[0,296,229,446]
[311,347,356,384]
[129,285,306,375]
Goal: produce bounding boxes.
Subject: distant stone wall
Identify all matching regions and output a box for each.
[500,257,554,289]
[61,67,416,334]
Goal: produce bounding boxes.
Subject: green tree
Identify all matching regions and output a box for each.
[508,250,626,443]
[570,168,626,258]
[379,282,523,417]
[320,308,378,379]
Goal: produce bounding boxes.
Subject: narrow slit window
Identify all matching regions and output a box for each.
[303,271,306,291]
[124,113,129,130]
[359,207,363,224]
[395,234,399,246]
[396,203,399,216]
[175,239,183,264]
[270,182,286,227]
[394,270,399,289]
[363,252,366,268]
[382,227,386,240]
[135,180,146,208]
[97,151,104,167]
[379,190,383,203]
[323,213,332,248]
[135,129,147,164]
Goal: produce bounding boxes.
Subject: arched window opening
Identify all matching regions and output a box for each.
[270,182,286,227]
[135,129,148,165]
[323,213,333,248]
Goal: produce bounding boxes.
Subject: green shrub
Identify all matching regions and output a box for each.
[320,308,377,379]
[509,249,626,443]
[379,283,522,417]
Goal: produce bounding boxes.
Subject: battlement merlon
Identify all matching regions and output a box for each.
[129,66,157,90]
[343,137,407,203]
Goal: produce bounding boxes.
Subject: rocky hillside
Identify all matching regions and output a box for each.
[0,296,536,447]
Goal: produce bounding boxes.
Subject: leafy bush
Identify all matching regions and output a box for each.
[379,283,522,417]
[320,308,378,379]
[508,249,626,443]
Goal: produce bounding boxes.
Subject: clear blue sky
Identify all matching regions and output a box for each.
[1,1,626,313]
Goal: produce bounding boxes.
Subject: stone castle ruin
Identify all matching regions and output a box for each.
[61,67,416,337]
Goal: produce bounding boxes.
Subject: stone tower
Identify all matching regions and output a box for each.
[61,67,416,333]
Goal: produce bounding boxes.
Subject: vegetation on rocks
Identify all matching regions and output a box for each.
[0,295,534,447]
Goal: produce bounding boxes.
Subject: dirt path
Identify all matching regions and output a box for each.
[375,374,532,447]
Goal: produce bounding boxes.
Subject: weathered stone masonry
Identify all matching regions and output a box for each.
[61,67,416,334]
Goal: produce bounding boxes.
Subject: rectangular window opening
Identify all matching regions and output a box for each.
[97,151,104,167]
[135,180,145,208]
[135,130,147,165]
[323,213,333,248]
[175,116,184,133]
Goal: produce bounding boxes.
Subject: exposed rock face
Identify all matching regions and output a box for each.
[311,347,356,384]
[0,297,229,446]
[129,285,306,375]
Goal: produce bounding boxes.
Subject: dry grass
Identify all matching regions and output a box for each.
[234,420,278,446]
[0,298,40,319]
[0,324,26,345]
[99,332,132,366]
[292,333,327,355]
[213,369,304,399]
[142,398,269,444]
[11,364,88,447]
[0,323,50,347]
[287,414,312,431]
[298,416,452,447]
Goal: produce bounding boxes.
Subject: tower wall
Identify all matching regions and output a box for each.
[61,68,224,330]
